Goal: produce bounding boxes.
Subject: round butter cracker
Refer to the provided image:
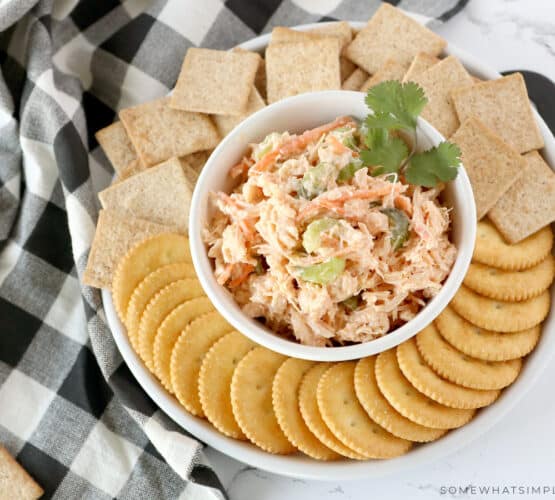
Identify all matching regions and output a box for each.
[199,330,255,439]
[397,338,500,409]
[317,362,412,459]
[230,347,296,454]
[138,278,204,370]
[463,256,555,302]
[170,311,233,417]
[354,357,446,442]
[416,323,522,390]
[473,220,552,271]
[375,350,475,430]
[273,359,340,460]
[153,296,214,392]
[298,364,365,460]
[450,285,550,333]
[112,233,192,320]
[126,263,196,351]
[436,306,541,361]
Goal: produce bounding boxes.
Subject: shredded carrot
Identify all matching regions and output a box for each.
[217,264,233,286]
[251,116,356,174]
[394,195,413,217]
[239,217,257,242]
[228,263,255,288]
[328,135,352,155]
[229,158,250,178]
[252,150,279,173]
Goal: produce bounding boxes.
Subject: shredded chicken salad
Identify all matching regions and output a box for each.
[204,114,457,346]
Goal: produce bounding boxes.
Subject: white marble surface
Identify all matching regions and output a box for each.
[205,1,555,498]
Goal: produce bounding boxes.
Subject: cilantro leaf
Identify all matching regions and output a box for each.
[405,142,461,187]
[360,128,408,175]
[365,81,427,132]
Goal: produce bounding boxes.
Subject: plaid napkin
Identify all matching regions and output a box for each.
[0,0,467,498]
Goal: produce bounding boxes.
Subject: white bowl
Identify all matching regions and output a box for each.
[189,90,476,361]
[103,21,555,481]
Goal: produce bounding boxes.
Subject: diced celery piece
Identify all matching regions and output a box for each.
[299,257,346,285]
[302,218,338,253]
[337,158,364,183]
[382,207,410,250]
[299,163,334,200]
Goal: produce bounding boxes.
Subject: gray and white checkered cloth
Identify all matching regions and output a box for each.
[0,0,467,498]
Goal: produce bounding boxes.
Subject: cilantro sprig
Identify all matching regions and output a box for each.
[354,81,461,187]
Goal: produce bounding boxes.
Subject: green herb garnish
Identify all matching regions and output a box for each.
[360,128,408,176]
[404,142,461,187]
[359,81,461,187]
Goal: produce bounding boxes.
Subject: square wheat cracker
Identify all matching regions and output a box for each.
[83,209,173,288]
[340,57,357,82]
[232,47,267,102]
[183,150,211,173]
[98,157,194,233]
[451,73,543,153]
[116,159,145,183]
[0,445,43,500]
[270,27,354,80]
[360,59,407,91]
[265,38,341,103]
[312,21,353,50]
[450,117,526,220]
[403,53,439,82]
[411,55,473,138]
[119,97,220,167]
[489,151,555,243]
[95,121,138,174]
[342,68,369,90]
[171,48,260,116]
[213,87,265,137]
[272,22,352,52]
[345,3,446,74]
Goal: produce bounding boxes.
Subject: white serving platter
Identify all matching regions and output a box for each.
[103,22,555,481]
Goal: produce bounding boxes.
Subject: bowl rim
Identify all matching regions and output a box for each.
[103,20,555,481]
[189,89,476,362]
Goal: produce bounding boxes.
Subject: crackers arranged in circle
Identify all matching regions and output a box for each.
[450,285,550,333]
[138,278,204,370]
[126,263,196,349]
[416,323,521,390]
[397,338,499,409]
[112,233,192,319]
[153,296,214,391]
[171,311,234,417]
[298,364,365,460]
[230,347,296,454]
[354,357,446,442]
[272,359,340,460]
[317,362,412,458]
[463,256,555,302]
[436,306,541,361]
[375,350,475,429]
[473,220,553,271]
[199,330,256,439]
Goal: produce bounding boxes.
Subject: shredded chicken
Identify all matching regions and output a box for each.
[204,118,457,346]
